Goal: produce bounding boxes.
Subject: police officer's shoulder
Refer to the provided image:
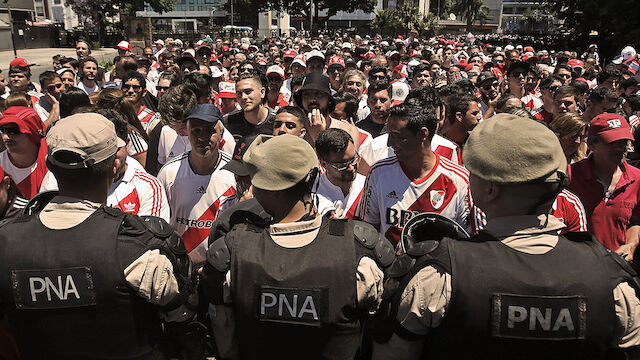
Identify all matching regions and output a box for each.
[206,222,248,273]
[121,213,188,257]
[351,219,395,269]
[21,190,59,216]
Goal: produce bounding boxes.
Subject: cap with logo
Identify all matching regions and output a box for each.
[218,81,236,98]
[283,49,297,59]
[391,82,409,106]
[328,55,345,69]
[266,65,285,79]
[222,135,257,176]
[291,54,306,68]
[477,71,498,86]
[0,106,46,146]
[463,113,567,184]
[186,104,222,124]
[46,113,127,169]
[9,58,34,68]
[243,134,318,191]
[305,50,325,63]
[116,41,133,51]
[588,113,633,144]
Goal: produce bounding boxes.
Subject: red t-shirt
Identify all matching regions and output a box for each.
[568,157,640,250]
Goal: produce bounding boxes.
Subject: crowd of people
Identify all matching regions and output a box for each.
[0,29,638,358]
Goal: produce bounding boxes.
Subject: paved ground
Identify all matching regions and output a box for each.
[0,47,118,79]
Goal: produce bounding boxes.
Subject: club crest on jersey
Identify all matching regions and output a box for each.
[430,190,446,209]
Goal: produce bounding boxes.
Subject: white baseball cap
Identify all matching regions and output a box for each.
[305,50,325,62]
[291,55,306,68]
[211,66,224,78]
[266,65,285,79]
[622,46,637,61]
[154,39,164,46]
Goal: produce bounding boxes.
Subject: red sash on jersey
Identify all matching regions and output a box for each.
[14,140,48,199]
[181,187,236,252]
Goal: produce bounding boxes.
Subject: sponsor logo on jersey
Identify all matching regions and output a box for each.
[386,208,419,228]
[491,293,585,340]
[386,190,398,200]
[196,185,207,194]
[175,217,214,228]
[430,190,446,209]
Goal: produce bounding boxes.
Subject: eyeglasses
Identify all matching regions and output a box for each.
[325,154,360,171]
[47,83,63,91]
[0,126,21,136]
[482,82,499,90]
[122,84,142,91]
[370,74,386,81]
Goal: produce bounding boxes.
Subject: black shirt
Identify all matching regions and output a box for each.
[356,114,386,138]
[223,108,276,140]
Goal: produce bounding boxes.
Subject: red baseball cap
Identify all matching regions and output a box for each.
[524,46,534,53]
[567,59,585,69]
[283,49,297,58]
[328,55,345,69]
[9,58,33,67]
[589,113,633,143]
[116,41,133,51]
[0,106,46,146]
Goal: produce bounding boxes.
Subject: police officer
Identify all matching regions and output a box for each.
[203,134,395,359]
[372,114,640,359]
[0,113,196,359]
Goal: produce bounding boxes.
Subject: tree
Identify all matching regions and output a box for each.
[451,0,488,32]
[66,0,177,45]
[534,0,640,60]
[370,3,438,37]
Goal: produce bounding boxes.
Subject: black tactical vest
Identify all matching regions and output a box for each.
[426,232,628,360]
[231,217,362,360]
[0,207,165,359]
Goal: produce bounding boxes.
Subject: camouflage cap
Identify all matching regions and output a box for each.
[462,114,567,184]
[243,134,318,191]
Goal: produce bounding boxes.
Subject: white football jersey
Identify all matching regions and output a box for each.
[360,133,462,167]
[157,151,237,263]
[107,157,170,222]
[357,155,473,246]
[312,172,366,219]
[157,126,236,165]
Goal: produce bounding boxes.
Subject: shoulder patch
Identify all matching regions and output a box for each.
[353,220,379,249]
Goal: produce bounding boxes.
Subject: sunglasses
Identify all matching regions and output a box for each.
[325,154,360,171]
[157,85,170,91]
[548,85,560,92]
[122,84,142,91]
[0,126,21,136]
[510,71,527,78]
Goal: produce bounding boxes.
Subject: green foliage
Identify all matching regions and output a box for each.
[535,0,640,58]
[371,3,438,36]
[245,0,376,22]
[451,0,488,32]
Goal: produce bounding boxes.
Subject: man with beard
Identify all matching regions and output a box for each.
[355,81,392,138]
[476,71,500,118]
[225,72,276,139]
[313,128,365,219]
[34,71,62,127]
[77,56,100,95]
[569,113,640,258]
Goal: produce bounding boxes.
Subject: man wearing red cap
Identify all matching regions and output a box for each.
[569,113,640,259]
[0,107,51,199]
[116,40,133,57]
[218,81,239,115]
[7,61,40,104]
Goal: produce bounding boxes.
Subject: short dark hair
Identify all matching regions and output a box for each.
[367,80,392,98]
[405,86,443,112]
[597,65,622,85]
[59,87,91,118]
[184,72,213,99]
[369,65,387,78]
[588,87,618,104]
[390,100,438,139]
[332,91,359,122]
[540,75,563,90]
[122,71,147,89]
[496,93,522,111]
[412,64,431,78]
[569,80,589,96]
[446,93,479,124]
[276,106,308,128]
[315,128,354,160]
[291,74,306,89]
[80,56,98,69]
[158,84,197,124]
[39,70,61,87]
[237,72,264,88]
[554,85,580,100]
[9,65,30,79]
[554,63,572,75]
[159,70,182,86]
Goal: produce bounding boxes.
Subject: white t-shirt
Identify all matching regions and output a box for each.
[312,172,366,219]
[357,155,473,246]
[76,81,99,95]
[157,151,237,263]
[107,157,170,222]
[0,150,54,198]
